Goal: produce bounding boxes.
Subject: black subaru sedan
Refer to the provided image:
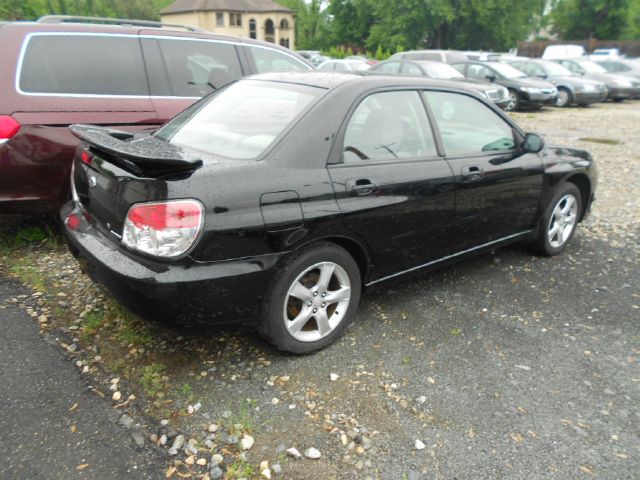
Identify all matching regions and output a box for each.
[62,73,596,354]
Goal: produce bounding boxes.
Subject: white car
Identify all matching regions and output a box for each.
[542,45,586,60]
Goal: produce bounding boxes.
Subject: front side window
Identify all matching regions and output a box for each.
[20,35,148,96]
[246,46,311,73]
[158,39,243,97]
[157,80,322,160]
[343,91,438,162]
[560,60,582,75]
[424,91,515,157]
[467,64,493,80]
[402,63,423,76]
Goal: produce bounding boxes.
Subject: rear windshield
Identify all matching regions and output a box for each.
[156,80,323,160]
[19,34,148,96]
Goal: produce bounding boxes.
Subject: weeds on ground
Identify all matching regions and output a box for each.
[227,398,258,435]
[140,363,168,400]
[226,458,256,479]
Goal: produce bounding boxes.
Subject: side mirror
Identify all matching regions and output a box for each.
[523,133,545,153]
[536,73,547,79]
[486,74,496,82]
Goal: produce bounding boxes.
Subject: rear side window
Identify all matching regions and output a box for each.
[157,39,243,97]
[20,34,148,96]
[157,80,322,160]
[343,91,438,162]
[246,46,311,73]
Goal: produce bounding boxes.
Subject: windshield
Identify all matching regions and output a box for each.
[579,61,607,73]
[541,61,573,76]
[422,62,465,79]
[490,63,527,79]
[156,80,322,160]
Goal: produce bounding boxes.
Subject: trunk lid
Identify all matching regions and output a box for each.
[70,125,202,239]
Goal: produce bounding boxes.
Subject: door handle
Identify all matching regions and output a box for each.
[346,178,378,196]
[461,165,483,182]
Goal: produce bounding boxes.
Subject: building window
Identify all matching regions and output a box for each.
[216,12,224,26]
[279,38,290,48]
[265,18,275,42]
[249,19,257,39]
[230,13,242,27]
[280,19,289,30]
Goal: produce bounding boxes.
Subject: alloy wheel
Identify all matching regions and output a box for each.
[547,194,578,248]
[283,262,351,343]
[506,92,518,111]
[556,89,570,107]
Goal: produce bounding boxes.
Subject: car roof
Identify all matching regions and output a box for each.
[246,71,485,96]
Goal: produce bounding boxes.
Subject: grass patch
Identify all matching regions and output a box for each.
[82,310,104,336]
[140,363,168,399]
[105,302,154,347]
[9,262,47,292]
[0,216,61,250]
[227,398,257,435]
[579,137,621,145]
[226,458,256,479]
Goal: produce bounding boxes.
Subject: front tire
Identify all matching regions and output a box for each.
[535,183,582,256]
[556,87,572,107]
[506,89,520,111]
[258,242,361,354]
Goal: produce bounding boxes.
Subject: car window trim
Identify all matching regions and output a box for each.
[332,88,444,166]
[15,31,305,98]
[240,44,312,74]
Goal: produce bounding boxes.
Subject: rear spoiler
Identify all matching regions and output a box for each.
[69,124,203,174]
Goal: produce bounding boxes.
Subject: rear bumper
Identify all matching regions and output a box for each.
[61,201,280,325]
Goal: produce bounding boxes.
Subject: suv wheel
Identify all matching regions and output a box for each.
[258,242,361,354]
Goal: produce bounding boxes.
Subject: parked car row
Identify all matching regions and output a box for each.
[360,49,640,111]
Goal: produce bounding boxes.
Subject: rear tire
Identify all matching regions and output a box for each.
[258,242,361,354]
[535,183,582,256]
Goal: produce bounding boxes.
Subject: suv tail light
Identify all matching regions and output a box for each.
[0,115,20,143]
[122,200,204,258]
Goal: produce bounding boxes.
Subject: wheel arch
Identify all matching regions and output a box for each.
[292,235,372,285]
[565,173,592,221]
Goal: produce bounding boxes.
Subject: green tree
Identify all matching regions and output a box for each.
[278,0,330,49]
[551,0,640,40]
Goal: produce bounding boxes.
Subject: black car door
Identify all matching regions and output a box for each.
[328,90,456,281]
[422,90,544,250]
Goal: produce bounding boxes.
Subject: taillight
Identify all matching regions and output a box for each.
[81,149,93,165]
[0,115,20,142]
[65,213,81,231]
[122,200,204,258]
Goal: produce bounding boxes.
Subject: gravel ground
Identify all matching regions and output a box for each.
[1,101,638,480]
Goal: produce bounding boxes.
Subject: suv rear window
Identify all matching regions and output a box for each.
[157,39,243,97]
[19,34,148,96]
[246,46,310,73]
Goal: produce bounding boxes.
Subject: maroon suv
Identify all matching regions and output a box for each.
[0,17,312,214]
